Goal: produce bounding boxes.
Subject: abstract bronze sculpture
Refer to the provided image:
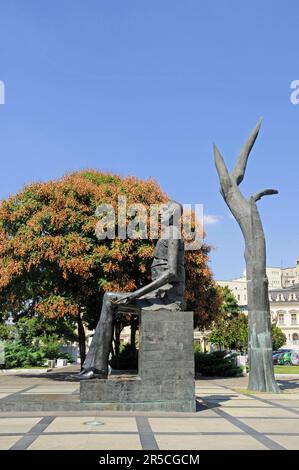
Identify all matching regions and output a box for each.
[213,119,280,392]
[74,200,185,380]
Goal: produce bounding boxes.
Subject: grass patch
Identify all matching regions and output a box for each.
[274,365,299,374]
[233,388,279,395]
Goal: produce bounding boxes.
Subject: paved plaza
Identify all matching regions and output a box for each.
[0,369,299,450]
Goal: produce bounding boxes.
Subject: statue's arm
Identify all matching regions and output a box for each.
[114,237,179,303]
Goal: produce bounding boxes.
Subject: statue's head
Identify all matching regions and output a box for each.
[161,200,183,226]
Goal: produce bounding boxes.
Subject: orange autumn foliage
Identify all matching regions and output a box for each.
[0,170,221,330]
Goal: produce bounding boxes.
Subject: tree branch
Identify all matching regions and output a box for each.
[213,144,231,191]
[252,189,279,202]
[232,118,263,186]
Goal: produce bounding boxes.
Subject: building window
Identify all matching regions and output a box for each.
[293,333,299,342]
[291,313,297,325]
[238,295,240,301]
[278,313,285,325]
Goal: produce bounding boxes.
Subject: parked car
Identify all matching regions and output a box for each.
[272,352,282,364]
[275,350,299,366]
[291,351,299,365]
[272,349,292,364]
[277,351,292,365]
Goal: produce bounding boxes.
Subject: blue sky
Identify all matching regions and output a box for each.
[0,0,298,279]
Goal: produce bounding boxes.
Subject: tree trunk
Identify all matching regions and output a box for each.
[77,312,86,368]
[245,202,280,392]
[213,120,280,392]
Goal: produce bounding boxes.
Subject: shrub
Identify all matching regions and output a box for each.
[194,350,242,377]
[0,324,16,342]
[109,343,138,370]
[3,341,45,368]
[40,337,61,360]
[2,335,63,369]
[58,351,73,362]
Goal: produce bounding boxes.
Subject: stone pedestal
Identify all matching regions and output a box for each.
[80,310,195,412]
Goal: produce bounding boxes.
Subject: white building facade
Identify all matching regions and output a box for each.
[269,289,299,348]
[217,260,299,349]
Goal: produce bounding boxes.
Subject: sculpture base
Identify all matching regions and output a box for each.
[80,310,195,412]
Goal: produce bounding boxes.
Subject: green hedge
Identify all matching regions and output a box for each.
[194,350,243,377]
[1,339,71,369]
[3,342,46,368]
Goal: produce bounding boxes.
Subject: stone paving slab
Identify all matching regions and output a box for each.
[255,393,299,400]
[149,417,243,433]
[212,400,274,408]
[155,434,268,450]
[221,407,298,418]
[198,394,253,400]
[265,435,299,450]
[28,433,142,450]
[0,370,298,450]
[272,400,299,407]
[46,416,138,433]
[0,417,42,433]
[239,418,299,434]
[0,436,21,450]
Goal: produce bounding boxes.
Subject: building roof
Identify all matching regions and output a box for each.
[269,283,299,294]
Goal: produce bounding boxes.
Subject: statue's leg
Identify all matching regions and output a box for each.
[81,292,125,376]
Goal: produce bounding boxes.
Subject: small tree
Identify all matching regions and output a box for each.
[210,313,248,352]
[210,314,286,354]
[219,286,240,320]
[272,325,286,351]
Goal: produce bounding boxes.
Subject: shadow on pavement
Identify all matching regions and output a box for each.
[276,379,299,391]
[13,367,140,382]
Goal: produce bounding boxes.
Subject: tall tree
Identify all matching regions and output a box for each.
[271,325,287,351]
[210,313,248,352]
[0,170,221,364]
[213,121,280,393]
[219,286,240,320]
[210,314,286,353]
